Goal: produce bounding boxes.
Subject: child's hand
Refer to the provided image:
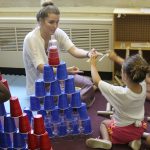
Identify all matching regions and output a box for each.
[90,55,97,66]
[67,66,83,74]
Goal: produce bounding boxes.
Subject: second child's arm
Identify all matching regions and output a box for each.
[108,51,124,65]
[90,57,101,87]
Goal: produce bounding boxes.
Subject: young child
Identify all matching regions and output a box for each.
[86,51,150,150]
[0,81,11,103]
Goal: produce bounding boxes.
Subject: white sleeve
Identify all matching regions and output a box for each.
[24,35,46,69]
[55,28,74,51]
[98,80,127,107]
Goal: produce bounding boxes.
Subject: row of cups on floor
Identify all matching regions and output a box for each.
[0,130,52,149]
[30,90,85,112]
[44,115,92,137]
[0,113,30,134]
[0,96,52,149]
[24,103,92,136]
[29,101,89,123]
[0,114,52,149]
[23,109,92,138]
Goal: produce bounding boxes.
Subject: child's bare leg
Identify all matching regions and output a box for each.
[86,120,112,149]
[100,120,111,141]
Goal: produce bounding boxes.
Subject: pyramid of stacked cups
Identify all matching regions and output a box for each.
[31,60,92,138]
[0,74,52,150]
[29,36,92,138]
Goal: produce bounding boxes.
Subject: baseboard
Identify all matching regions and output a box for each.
[0,67,112,80]
[0,67,25,75]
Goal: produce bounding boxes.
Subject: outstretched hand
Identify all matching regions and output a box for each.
[88,48,100,58]
[108,50,124,65]
[90,55,97,66]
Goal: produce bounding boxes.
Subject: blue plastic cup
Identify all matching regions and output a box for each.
[71,119,80,135]
[56,61,68,80]
[64,75,75,94]
[51,106,61,123]
[81,117,92,135]
[4,113,17,133]
[57,122,67,137]
[44,116,54,138]
[77,103,88,120]
[64,106,73,121]
[0,103,6,116]
[46,126,54,138]
[50,80,61,96]
[58,92,69,110]
[37,107,47,120]
[35,79,46,97]
[44,115,51,130]
[30,95,41,111]
[0,120,3,131]
[13,132,26,149]
[23,107,33,123]
[0,132,12,148]
[71,91,82,108]
[44,94,55,110]
[43,64,55,83]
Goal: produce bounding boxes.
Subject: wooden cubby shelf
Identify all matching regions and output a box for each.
[113,8,150,84]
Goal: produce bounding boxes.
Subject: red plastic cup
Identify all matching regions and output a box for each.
[40,131,52,150]
[10,96,22,117]
[48,47,60,66]
[48,51,59,57]
[33,114,45,135]
[19,113,31,133]
[1,79,10,91]
[28,129,39,149]
[48,57,60,66]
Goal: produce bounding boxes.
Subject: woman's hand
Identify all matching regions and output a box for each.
[67,66,83,75]
[88,48,100,58]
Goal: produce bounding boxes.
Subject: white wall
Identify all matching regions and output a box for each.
[0,0,149,72]
[0,0,150,8]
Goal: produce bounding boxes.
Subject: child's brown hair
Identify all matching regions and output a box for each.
[122,54,150,83]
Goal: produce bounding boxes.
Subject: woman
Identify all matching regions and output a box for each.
[86,51,150,149]
[23,0,98,107]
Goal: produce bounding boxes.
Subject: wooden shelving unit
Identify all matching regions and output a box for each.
[113,8,150,84]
